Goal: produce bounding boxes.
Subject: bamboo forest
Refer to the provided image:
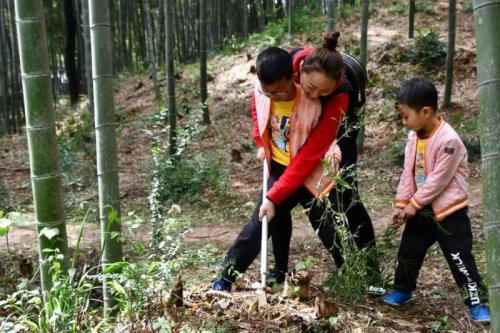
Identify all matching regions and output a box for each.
[0,0,499,331]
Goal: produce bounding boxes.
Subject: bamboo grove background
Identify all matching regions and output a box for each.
[0,0,332,136]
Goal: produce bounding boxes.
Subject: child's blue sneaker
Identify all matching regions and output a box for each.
[469,304,490,323]
[212,278,232,292]
[383,290,414,306]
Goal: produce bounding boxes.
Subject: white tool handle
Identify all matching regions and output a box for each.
[260,160,269,291]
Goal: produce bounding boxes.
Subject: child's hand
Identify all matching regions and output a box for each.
[391,208,406,230]
[404,204,417,219]
[257,147,265,162]
[259,198,275,222]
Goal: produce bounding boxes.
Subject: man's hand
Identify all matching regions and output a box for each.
[391,208,406,230]
[404,204,417,219]
[259,198,275,222]
[257,147,265,162]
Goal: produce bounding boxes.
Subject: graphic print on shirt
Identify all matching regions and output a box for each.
[270,113,291,153]
[415,139,427,188]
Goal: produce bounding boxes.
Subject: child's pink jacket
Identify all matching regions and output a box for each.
[395,117,469,220]
[253,82,341,200]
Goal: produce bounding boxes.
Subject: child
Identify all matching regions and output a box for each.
[384,78,490,322]
[212,46,343,291]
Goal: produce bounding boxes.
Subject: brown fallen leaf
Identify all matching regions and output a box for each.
[314,296,339,318]
[134,81,144,91]
[231,149,242,163]
[212,298,232,311]
[247,299,259,315]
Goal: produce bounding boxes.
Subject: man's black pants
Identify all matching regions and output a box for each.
[222,159,379,282]
[394,207,486,306]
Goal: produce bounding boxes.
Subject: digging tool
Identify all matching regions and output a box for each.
[259,159,269,307]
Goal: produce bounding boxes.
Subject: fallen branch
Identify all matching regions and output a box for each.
[0,167,30,172]
[205,290,234,300]
[186,231,229,239]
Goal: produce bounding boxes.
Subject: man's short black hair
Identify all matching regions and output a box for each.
[256,47,293,85]
[396,78,438,112]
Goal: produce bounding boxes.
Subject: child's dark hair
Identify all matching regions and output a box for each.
[256,47,293,85]
[396,78,438,111]
[302,31,344,80]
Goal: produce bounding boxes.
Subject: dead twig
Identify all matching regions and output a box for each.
[186,231,229,239]
[0,167,30,172]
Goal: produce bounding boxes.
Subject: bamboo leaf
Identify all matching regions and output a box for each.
[103,261,129,274]
[38,227,59,240]
[0,219,11,237]
[295,262,306,271]
[110,280,126,296]
[68,268,76,281]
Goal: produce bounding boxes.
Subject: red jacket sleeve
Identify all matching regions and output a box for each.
[266,93,348,204]
[250,92,263,148]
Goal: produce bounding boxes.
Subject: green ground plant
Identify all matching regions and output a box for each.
[451,113,481,161]
[311,122,397,306]
[388,129,408,166]
[147,107,228,207]
[393,29,446,69]
[0,203,213,332]
[389,0,436,15]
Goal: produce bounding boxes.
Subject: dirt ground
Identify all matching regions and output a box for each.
[0,0,491,331]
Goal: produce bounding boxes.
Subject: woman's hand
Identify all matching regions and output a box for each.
[257,147,265,162]
[259,198,275,222]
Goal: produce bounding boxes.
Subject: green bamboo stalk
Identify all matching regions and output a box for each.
[243,0,248,36]
[360,0,369,67]
[473,0,500,330]
[358,0,369,154]
[200,0,209,124]
[443,0,456,107]
[0,0,9,134]
[142,0,161,101]
[9,0,21,131]
[13,0,69,295]
[408,0,415,38]
[327,0,334,31]
[82,0,94,112]
[3,0,17,133]
[166,0,177,155]
[118,0,127,70]
[288,0,294,38]
[88,0,123,316]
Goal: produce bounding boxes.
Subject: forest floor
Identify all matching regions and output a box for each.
[0,0,490,331]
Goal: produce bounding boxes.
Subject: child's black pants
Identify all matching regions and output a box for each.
[394,207,486,306]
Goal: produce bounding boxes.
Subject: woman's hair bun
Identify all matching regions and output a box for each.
[323,31,341,51]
